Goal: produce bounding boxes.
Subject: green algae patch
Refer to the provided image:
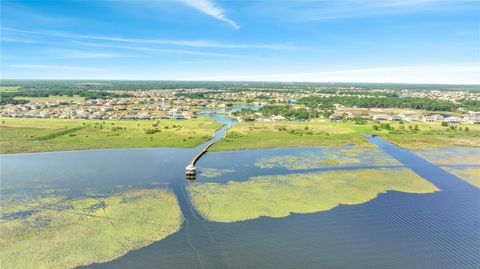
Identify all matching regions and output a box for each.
[0,189,183,269]
[255,146,401,170]
[442,167,480,188]
[415,147,480,165]
[200,168,235,178]
[188,168,439,223]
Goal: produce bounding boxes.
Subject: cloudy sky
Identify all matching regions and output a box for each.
[1,0,479,84]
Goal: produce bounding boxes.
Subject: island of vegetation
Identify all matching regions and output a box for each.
[200,167,235,178]
[188,168,439,223]
[441,167,480,188]
[414,147,480,165]
[254,146,401,170]
[0,188,183,269]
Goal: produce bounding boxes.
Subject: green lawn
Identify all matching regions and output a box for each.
[0,117,223,153]
[0,86,20,93]
[210,120,480,151]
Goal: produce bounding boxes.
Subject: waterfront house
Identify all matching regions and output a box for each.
[444,116,462,124]
[372,114,390,121]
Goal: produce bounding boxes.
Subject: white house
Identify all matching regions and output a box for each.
[444,116,462,123]
[272,115,287,121]
[372,114,390,121]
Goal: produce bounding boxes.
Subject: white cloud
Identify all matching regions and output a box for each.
[8,64,104,72]
[192,64,480,84]
[278,0,474,21]
[75,41,255,58]
[182,0,239,29]
[2,27,297,50]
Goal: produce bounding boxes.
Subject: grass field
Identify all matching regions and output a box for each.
[210,121,374,151]
[0,117,223,153]
[188,168,439,223]
[14,95,84,103]
[0,86,20,93]
[0,189,183,269]
[210,120,480,151]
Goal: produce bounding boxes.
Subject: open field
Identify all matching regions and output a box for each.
[381,122,480,150]
[14,95,84,103]
[210,120,480,151]
[188,168,439,223]
[0,189,183,269]
[0,117,223,153]
[210,121,374,151]
[0,86,20,93]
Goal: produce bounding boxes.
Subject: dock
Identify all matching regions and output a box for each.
[185,140,216,180]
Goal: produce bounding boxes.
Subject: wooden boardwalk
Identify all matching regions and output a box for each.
[189,140,215,166]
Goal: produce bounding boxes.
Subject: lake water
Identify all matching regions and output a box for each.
[1,110,479,269]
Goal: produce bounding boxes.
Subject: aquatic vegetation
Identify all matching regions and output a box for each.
[200,167,234,178]
[255,146,401,170]
[442,167,480,188]
[415,147,480,165]
[188,168,439,223]
[0,189,183,269]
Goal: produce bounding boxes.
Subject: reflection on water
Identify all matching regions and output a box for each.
[1,133,480,268]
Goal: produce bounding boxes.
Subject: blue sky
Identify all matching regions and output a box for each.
[1,0,479,83]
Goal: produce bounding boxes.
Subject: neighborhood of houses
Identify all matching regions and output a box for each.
[1,88,479,125]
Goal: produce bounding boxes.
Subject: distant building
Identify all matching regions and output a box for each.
[444,116,462,123]
[329,113,344,120]
[172,113,186,120]
[392,114,406,121]
[372,114,390,121]
[405,114,421,122]
[424,114,444,122]
[272,115,287,121]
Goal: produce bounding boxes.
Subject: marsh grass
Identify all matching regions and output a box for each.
[442,167,480,188]
[200,168,235,178]
[188,168,439,223]
[415,147,480,165]
[255,146,401,170]
[0,189,183,269]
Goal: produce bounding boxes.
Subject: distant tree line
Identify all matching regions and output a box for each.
[298,96,467,112]
[0,88,133,104]
[2,79,478,92]
[0,96,29,105]
[233,105,319,120]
